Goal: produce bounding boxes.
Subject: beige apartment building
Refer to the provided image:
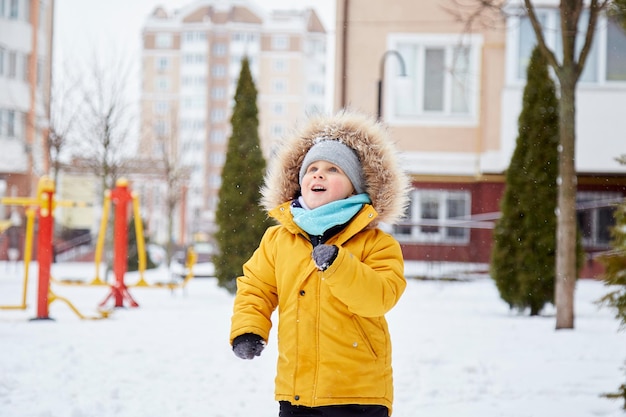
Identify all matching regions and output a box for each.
[0,0,54,259]
[140,0,327,244]
[334,0,626,275]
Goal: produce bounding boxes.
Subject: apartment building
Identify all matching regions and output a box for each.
[0,0,54,259]
[140,0,326,244]
[0,0,53,207]
[334,1,626,274]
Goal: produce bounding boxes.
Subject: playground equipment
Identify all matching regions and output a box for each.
[1,176,200,320]
[0,177,109,320]
[0,207,35,310]
[82,178,199,297]
[90,178,199,304]
[96,178,144,308]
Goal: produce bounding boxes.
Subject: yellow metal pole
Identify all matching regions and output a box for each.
[90,191,111,286]
[20,207,36,308]
[0,207,36,310]
[1,197,38,206]
[47,289,110,320]
[131,194,148,286]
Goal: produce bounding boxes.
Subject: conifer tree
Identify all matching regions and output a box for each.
[491,46,559,315]
[214,57,271,293]
[126,216,156,272]
[597,156,626,408]
[598,156,626,329]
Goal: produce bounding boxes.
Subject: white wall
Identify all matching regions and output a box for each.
[497,85,626,175]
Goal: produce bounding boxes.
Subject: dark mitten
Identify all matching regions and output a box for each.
[312,244,339,271]
[232,333,266,360]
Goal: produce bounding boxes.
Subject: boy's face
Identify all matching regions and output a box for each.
[300,160,355,209]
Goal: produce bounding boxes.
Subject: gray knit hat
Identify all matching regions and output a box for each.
[298,139,365,194]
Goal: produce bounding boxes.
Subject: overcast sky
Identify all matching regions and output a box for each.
[51,0,336,149]
[53,0,335,69]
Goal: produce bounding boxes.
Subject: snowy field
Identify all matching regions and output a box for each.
[0,260,625,417]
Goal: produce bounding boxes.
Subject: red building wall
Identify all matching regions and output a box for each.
[399,176,626,279]
[400,180,505,263]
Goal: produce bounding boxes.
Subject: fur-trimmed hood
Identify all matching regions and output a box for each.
[261,109,410,226]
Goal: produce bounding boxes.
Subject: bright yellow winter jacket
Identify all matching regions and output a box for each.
[230,201,406,413]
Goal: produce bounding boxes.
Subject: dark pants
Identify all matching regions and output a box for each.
[279,401,389,417]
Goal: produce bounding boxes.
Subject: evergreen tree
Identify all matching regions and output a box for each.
[214,57,271,293]
[126,216,156,272]
[491,46,559,315]
[598,158,626,329]
[597,155,626,408]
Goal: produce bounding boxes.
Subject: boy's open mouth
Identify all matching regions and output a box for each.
[311,185,326,192]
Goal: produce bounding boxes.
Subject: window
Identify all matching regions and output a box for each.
[213,43,226,56]
[306,104,324,116]
[209,174,222,188]
[210,109,225,122]
[607,18,626,81]
[390,34,482,124]
[156,57,169,71]
[9,0,18,19]
[154,101,169,115]
[211,87,225,100]
[394,189,471,243]
[193,119,204,131]
[271,123,285,137]
[155,33,173,48]
[0,109,22,138]
[0,110,4,136]
[576,191,621,247]
[210,130,226,144]
[209,152,225,166]
[38,0,45,28]
[308,83,324,95]
[191,120,204,133]
[36,57,44,86]
[183,31,206,43]
[272,35,289,50]
[0,47,5,76]
[212,65,226,78]
[232,32,257,43]
[22,52,29,82]
[306,39,326,55]
[273,58,287,73]
[8,51,16,78]
[272,78,287,93]
[272,102,285,115]
[183,53,205,65]
[182,96,205,109]
[153,120,168,137]
[156,77,169,91]
[511,11,626,84]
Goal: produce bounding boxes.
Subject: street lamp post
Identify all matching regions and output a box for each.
[377,50,407,120]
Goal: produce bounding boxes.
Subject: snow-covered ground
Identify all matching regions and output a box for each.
[0,260,624,417]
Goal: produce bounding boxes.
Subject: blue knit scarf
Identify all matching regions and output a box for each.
[290,193,371,236]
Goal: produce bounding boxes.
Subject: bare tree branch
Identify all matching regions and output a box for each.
[522,0,561,72]
[442,0,508,32]
[73,52,136,192]
[575,0,609,79]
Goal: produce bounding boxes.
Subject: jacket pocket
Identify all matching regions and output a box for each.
[351,315,378,359]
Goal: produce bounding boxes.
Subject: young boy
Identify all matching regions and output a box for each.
[230,109,409,416]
